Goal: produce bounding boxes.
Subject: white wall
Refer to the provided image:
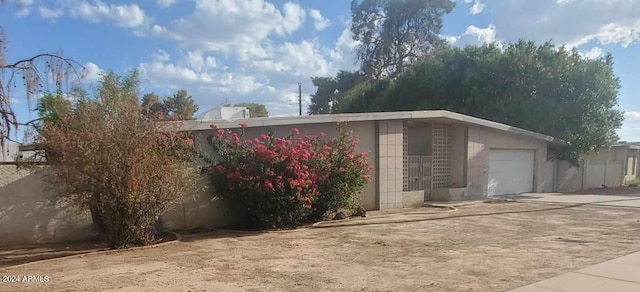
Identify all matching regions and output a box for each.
[198,107,249,120]
[193,121,378,212]
[0,166,97,247]
[553,147,628,193]
[0,144,20,162]
[0,120,380,246]
[554,160,583,192]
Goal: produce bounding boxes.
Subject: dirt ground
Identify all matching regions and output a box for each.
[3,200,640,292]
[0,232,177,268]
[581,186,640,196]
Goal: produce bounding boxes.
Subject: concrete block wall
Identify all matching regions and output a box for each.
[402,122,408,192]
[377,120,404,209]
[432,123,452,189]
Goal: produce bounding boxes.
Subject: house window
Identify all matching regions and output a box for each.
[633,156,637,175]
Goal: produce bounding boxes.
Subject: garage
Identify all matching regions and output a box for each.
[488,149,535,196]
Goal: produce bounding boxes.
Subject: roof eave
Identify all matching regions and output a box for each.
[160,110,567,145]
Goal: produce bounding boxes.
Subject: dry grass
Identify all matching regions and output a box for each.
[3,201,640,292]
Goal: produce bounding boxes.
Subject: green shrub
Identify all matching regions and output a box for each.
[205,124,371,229]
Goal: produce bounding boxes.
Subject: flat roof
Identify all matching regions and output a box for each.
[612,143,640,150]
[163,110,566,146]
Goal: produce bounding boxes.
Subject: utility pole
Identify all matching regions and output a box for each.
[298,83,302,116]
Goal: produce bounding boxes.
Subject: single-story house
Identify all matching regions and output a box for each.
[169,110,566,211]
[17,109,638,246]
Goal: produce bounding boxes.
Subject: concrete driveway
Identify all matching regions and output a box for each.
[510,250,640,292]
[512,192,640,208]
[504,191,640,291]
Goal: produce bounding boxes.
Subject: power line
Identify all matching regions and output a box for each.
[298,83,302,116]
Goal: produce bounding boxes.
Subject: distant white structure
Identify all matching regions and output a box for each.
[197,106,250,121]
[0,143,35,163]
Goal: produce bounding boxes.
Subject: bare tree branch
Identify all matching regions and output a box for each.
[0,22,84,149]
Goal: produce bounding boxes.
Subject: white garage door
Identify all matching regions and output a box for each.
[488,150,535,196]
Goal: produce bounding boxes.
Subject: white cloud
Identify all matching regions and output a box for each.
[68,0,148,28]
[152,50,171,62]
[251,40,331,77]
[579,47,604,59]
[9,98,20,104]
[309,9,331,30]
[490,0,640,48]
[184,51,217,72]
[326,20,360,70]
[281,2,306,34]
[138,51,263,95]
[13,0,33,16]
[625,111,640,121]
[38,6,64,19]
[450,24,498,47]
[16,8,30,17]
[83,62,104,83]
[469,0,485,15]
[138,6,360,117]
[138,51,306,116]
[618,115,640,142]
[156,0,177,8]
[151,0,302,54]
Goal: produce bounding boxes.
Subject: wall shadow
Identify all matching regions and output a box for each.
[0,167,97,247]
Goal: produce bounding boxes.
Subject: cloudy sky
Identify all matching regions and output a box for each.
[1,0,639,141]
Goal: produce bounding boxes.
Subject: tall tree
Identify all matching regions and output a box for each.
[164,89,198,120]
[338,41,624,163]
[140,90,199,120]
[234,102,269,118]
[30,71,198,248]
[0,1,80,149]
[350,0,455,79]
[141,92,166,120]
[308,70,365,114]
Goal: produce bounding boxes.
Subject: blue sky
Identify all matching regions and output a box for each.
[1,0,639,142]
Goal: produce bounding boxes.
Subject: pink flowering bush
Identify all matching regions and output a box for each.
[205,124,371,229]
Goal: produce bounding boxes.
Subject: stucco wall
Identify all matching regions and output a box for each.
[450,124,467,188]
[466,125,551,199]
[0,121,379,246]
[160,175,240,231]
[551,147,628,193]
[580,147,626,189]
[0,166,97,247]
[193,121,378,211]
[554,160,583,192]
[0,164,240,246]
